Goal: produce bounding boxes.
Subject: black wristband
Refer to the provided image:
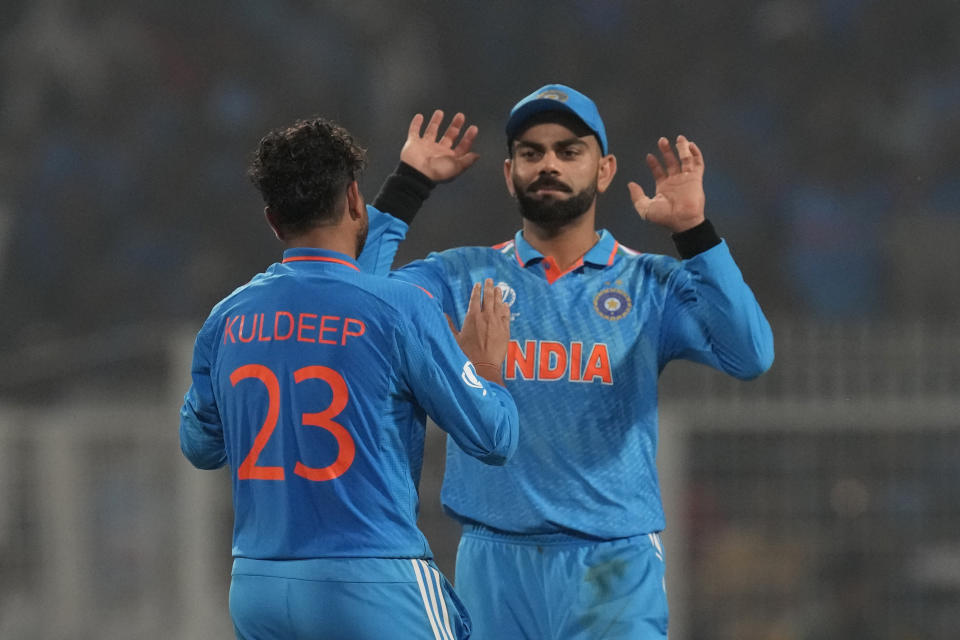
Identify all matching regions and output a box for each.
[371,162,436,225]
[671,219,721,259]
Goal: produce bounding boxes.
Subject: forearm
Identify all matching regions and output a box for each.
[371,162,435,225]
[667,241,774,379]
[179,402,227,470]
[357,163,435,274]
[671,218,721,259]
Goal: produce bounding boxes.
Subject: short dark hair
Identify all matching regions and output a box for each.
[247,117,367,237]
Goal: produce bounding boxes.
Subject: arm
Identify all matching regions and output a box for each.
[179,325,228,470]
[659,241,774,379]
[358,111,479,275]
[398,282,518,466]
[356,203,411,274]
[629,136,773,378]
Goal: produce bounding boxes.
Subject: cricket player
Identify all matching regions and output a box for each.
[179,115,517,639]
[364,85,775,639]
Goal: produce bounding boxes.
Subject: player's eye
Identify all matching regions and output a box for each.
[518,149,541,161]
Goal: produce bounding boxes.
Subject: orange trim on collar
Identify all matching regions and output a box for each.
[543,256,584,285]
[606,241,620,266]
[282,255,359,271]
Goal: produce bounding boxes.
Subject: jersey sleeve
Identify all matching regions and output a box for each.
[356,205,409,275]
[659,240,774,379]
[396,288,518,465]
[179,322,228,470]
[387,253,462,316]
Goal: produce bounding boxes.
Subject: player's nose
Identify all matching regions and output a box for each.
[538,150,562,172]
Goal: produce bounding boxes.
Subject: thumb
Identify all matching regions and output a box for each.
[458,152,481,169]
[627,181,648,203]
[627,182,650,218]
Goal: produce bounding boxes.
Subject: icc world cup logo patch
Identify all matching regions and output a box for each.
[593,288,632,321]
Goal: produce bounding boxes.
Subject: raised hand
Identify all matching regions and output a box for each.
[400,110,480,183]
[627,135,706,233]
[447,279,511,385]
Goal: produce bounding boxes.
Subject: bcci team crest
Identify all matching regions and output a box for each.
[593,288,632,321]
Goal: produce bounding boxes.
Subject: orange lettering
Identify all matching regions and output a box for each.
[257,313,272,341]
[538,341,567,381]
[293,366,354,481]
[317,316,340,345]
[238,315,256,343]
[274,311,294,340]
[342,318,365,345]
[224,315,239,344]
[506,340,536,380]
[232,365,285,480]
[297,313,317,343]
[569,342,583,381]
[582,343,613,384]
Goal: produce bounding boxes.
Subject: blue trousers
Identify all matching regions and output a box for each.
[230,557,471,639]
[454,527,668,640]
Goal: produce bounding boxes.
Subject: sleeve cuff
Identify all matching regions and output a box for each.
[672,218,721,259]
[371,162,436,225]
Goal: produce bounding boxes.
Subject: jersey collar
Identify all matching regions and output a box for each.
[512,229,620,268]
[511,229,620,284]
[281,247,360,271]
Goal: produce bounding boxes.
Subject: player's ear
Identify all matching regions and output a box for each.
[264,206,285,241]
[345,180,364,221]
[596,154,617,194]
[503,159,517,197]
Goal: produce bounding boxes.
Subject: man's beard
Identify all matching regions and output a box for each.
[514,175,596,233]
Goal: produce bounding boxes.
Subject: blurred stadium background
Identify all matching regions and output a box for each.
[0,1,958,638]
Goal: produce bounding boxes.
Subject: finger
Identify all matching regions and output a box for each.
[423,109,444,141]
[481,278,495,312]
[440,112,466,147]
[453,124,479,156]
[676,135,694,173]
[658,136,680,175]
[457,152,481,171]
[645,153,666,182]
[493,284,505,310]
[465,281,482,318]
[627,182,650,219]
[494,286,511,322]
[407,113,425,139]
[688,140,704,170]
[627,181,647,203]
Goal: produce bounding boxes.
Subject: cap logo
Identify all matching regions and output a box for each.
[536,89,568,102]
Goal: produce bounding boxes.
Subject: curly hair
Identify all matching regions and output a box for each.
[247,117,367,237]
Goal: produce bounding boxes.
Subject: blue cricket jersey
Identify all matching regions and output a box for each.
[179,220,519,560]
[371,215,773,539]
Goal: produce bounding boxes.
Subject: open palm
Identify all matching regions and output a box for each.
[627,135,706,233]
[400,110,480,183]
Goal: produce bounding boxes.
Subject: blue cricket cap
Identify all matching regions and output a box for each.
[505,84,608,154]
